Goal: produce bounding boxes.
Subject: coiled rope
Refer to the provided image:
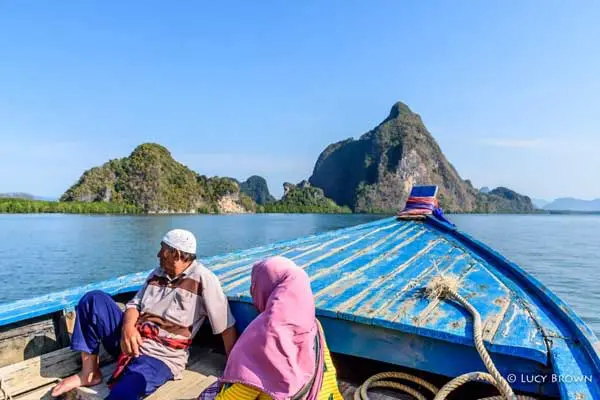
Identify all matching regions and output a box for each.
[353,275,537,400]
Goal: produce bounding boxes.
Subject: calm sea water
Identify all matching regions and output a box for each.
[0,213,598,335]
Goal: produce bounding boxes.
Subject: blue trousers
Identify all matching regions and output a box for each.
[71,290,174,400]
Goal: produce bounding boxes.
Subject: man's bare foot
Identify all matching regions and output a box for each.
[51,371,103,397]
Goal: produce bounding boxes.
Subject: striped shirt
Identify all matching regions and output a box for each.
[126,261,236,378]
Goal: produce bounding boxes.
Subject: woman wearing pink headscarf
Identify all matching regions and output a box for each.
[198,256,342,400]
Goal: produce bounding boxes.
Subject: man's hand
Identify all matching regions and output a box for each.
[121,324,143,357]
[120,308,143,357]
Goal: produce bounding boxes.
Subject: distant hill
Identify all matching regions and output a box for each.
[240,176,275,205]
[475,187,536,213]
[308,101,535,214]
[479,187,491,194]
[0,193,57,201]
[61,143,256,214]
[544,198,600,212]
[263,181,350,213]
[532,198,550,209]
[0,192,35,200]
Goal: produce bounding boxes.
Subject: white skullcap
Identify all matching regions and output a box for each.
[162,229,197,255]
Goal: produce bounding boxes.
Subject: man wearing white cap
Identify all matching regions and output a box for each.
[52,229,237,399]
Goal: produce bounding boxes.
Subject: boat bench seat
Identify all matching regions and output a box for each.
[70,347,225,400]
[5,346,405,400]
[7,347,223,400]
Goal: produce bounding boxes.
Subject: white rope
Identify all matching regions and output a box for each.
[352,274,539,400]
[353,372,439,400]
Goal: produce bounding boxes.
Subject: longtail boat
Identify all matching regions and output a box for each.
[0,186,598,399]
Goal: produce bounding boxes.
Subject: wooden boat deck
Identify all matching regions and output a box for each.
[4,346,401,400]
[1,216,599,398]
[70,347,223,400]
[3,347,220,400]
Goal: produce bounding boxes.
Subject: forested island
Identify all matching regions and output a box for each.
[2,102,537,215]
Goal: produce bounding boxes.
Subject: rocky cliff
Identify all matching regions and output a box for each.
[475,187,536,213]
[309,102,479,212]
[309,102,534,213]
[240,175,275,205]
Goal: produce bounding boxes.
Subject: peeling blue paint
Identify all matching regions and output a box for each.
[0,216,598,398]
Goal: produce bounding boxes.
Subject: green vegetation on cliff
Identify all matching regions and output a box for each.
[62,144,203,212]
[10,106,538,216]
[240,176,275,205]
[0,198,139,214]
[262,182,351,214]
[474,187,536,213]
[61,143,256,214]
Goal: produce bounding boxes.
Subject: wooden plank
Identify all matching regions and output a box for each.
[185,348,226,377]
[0,348,77,396]
[482,297,511,342]
[224,222,399,293]
[53,311,73,350]
[0,347,113,397]
[14,384,55,400]
[317,233,443,316]
[62,310,77,335]
[0,319,56,341]
[72,348,225,400]
[0,317,61,368]
[11,378,401,400]
[71,369,216,400]
[15,365,114,400]
[146,373,216,400]
[427,216,600,377]
[66,363,114,400]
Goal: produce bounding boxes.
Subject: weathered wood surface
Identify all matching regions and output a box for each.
[0,301,120,371]
[1,348,78,397]
[0,316,64,368]
[71,348,225,400]
[1,346,113,398]
[67,351,405,400]
[13,363,216,400]
[13,385,56,400]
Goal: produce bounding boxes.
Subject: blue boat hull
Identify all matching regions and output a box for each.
[0,216,598,399]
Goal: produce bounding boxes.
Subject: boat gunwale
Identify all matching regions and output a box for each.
[425,215,600,376]
[0,217,393,326]
[0,216,598,375]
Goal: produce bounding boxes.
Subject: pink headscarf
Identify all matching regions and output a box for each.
[220,256,325,400]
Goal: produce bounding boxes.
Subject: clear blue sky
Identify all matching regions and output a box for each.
[1,1,599,200]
